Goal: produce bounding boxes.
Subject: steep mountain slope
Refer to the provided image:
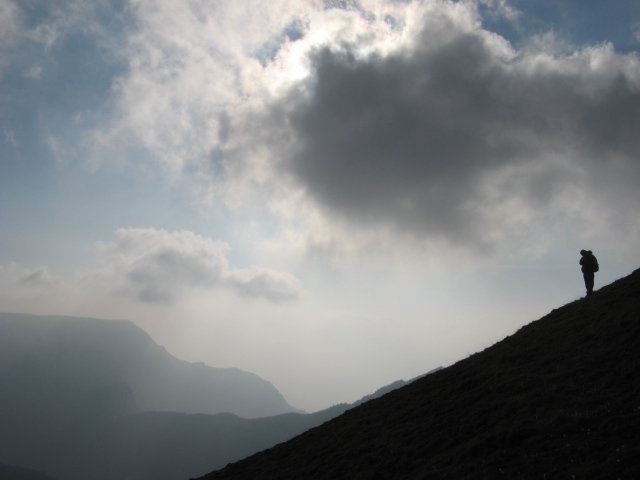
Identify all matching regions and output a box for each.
[196,268,640,479]
[67,371,441,480]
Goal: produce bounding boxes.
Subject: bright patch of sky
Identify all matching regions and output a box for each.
[1,0,639,412]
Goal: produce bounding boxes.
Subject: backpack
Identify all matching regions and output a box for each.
[591,255,599,272]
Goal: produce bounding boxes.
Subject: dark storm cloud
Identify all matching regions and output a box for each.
[262,14,640,249]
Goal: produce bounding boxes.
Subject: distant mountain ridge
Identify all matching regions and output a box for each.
[0,312,302,478]
[195,268,640,479]
[0,312,433,480]
[0,312,301,419]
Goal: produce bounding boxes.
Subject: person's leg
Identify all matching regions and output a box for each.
[584,271,594,295]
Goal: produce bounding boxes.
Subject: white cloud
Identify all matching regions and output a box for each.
[90,228,230,304]
[93,0,315,180]
[90,228,301,304]
[0,228,301,309]
[226,266,302,301]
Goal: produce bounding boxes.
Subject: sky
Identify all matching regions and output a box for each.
[1,0,640,413]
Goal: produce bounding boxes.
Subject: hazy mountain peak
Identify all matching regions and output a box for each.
[0,312,301,419]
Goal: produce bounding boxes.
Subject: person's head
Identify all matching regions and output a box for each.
[580,249,587,256]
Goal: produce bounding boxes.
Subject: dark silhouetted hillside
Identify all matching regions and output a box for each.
[0,463,57,480]
[71,371,441,480]
[195,268,640,480]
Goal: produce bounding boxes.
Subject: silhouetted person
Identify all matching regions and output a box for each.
[579,249,599,296]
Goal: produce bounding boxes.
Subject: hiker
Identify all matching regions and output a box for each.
[579,249,599,296]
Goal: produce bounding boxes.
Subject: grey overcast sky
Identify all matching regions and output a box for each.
[2,0,639,412]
